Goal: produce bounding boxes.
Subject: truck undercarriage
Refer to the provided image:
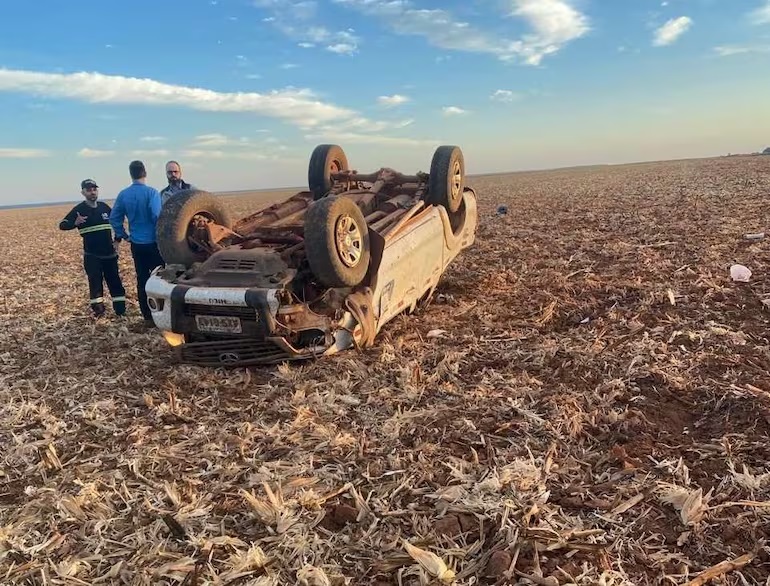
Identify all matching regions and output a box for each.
[146,144,478,367]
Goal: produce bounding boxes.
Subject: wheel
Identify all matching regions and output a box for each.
[156,189,233,266]
[427,145,464,214]
[308,144,348,201]
[304,195,370,288]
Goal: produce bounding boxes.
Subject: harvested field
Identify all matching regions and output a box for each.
[2,155,770,585]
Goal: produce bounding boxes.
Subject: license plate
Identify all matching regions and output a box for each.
[195,314,242,334]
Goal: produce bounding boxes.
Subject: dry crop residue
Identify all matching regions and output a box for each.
[1,156,770,585]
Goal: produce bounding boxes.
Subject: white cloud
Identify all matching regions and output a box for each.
[280,63,299,69]
[193,133,231,147]
[254,0,307,14]
[254,0,361,55]
[140,135,166,142]
[490,89,520,102]
[131,149,170,157]
[77,148,115,158]
[750,1,770,24]
[304,130,439,147]
[334,116,414,133]
[327,43,357,55]
[332,0,589,65]
[192,133,253,147]
[0,67,366,130]
[714,44,770,56]
[0,148,51,158]
[182,149,273,160]
[180,134,294,159]
[509,0,591,64]
[442,106,468,116]
[653,16,692,46]
[377,94,410,107]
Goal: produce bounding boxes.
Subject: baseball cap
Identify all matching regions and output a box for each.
[81,179,99,189]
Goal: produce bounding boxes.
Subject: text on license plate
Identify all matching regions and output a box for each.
[195,314,242,333]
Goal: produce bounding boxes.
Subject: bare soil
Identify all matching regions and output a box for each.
[1,156,770,585]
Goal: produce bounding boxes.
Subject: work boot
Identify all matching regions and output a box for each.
[113,300,126,316]
[92,302,106,318]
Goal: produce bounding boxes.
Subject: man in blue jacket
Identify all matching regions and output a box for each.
[109,160,164,326]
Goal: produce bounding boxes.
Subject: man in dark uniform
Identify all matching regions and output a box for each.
[59,179,127,318]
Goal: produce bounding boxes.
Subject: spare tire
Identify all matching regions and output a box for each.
[308,144,349,201]
[156,189,233,266]
[427,145,465,214]
[304,195,370,288]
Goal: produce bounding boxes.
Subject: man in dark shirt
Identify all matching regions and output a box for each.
[59,179,127,318]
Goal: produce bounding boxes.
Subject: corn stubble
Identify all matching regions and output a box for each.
[1,157,770,584]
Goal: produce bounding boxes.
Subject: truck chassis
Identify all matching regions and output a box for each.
[145,144,478,367]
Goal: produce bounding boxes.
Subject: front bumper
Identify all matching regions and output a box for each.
[145,271,280,338]
[172,336,329,367]
[145,269,354,367]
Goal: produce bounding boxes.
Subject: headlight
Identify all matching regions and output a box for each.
[161,331,185,347]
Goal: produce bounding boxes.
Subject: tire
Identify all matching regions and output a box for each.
[308,144,348,201]
[304,195,370,288]
[427,145,465,214]
[156,189,233,266]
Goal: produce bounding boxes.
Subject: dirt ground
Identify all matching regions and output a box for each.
[1,155,770,585]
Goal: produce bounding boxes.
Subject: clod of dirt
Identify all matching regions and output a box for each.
[434,515,462,537]
[457,513,478,533]
[332,504,359,525]
[484,550,512,577]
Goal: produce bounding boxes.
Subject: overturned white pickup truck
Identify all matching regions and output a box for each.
[145,144,478,367]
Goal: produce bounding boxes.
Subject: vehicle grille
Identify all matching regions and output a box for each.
[183,303,257,320]
[215,257,259,271]
[178,338,296,366]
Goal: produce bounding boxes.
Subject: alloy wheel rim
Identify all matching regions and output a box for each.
[335,214,363,267]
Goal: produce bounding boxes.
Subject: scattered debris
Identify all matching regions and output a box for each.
[426,329,448,339]
[743,232,765,241]
[730,263,752,282]
[682,551,757,586]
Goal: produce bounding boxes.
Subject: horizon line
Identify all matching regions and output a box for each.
[2,151,764,212]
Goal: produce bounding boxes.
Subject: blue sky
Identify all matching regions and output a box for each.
[0,0,769,206]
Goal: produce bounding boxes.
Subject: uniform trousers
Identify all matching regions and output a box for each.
[83,253,126,316]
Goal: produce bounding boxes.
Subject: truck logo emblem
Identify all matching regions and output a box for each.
[208,298,228,305]
[219,352,240,364]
